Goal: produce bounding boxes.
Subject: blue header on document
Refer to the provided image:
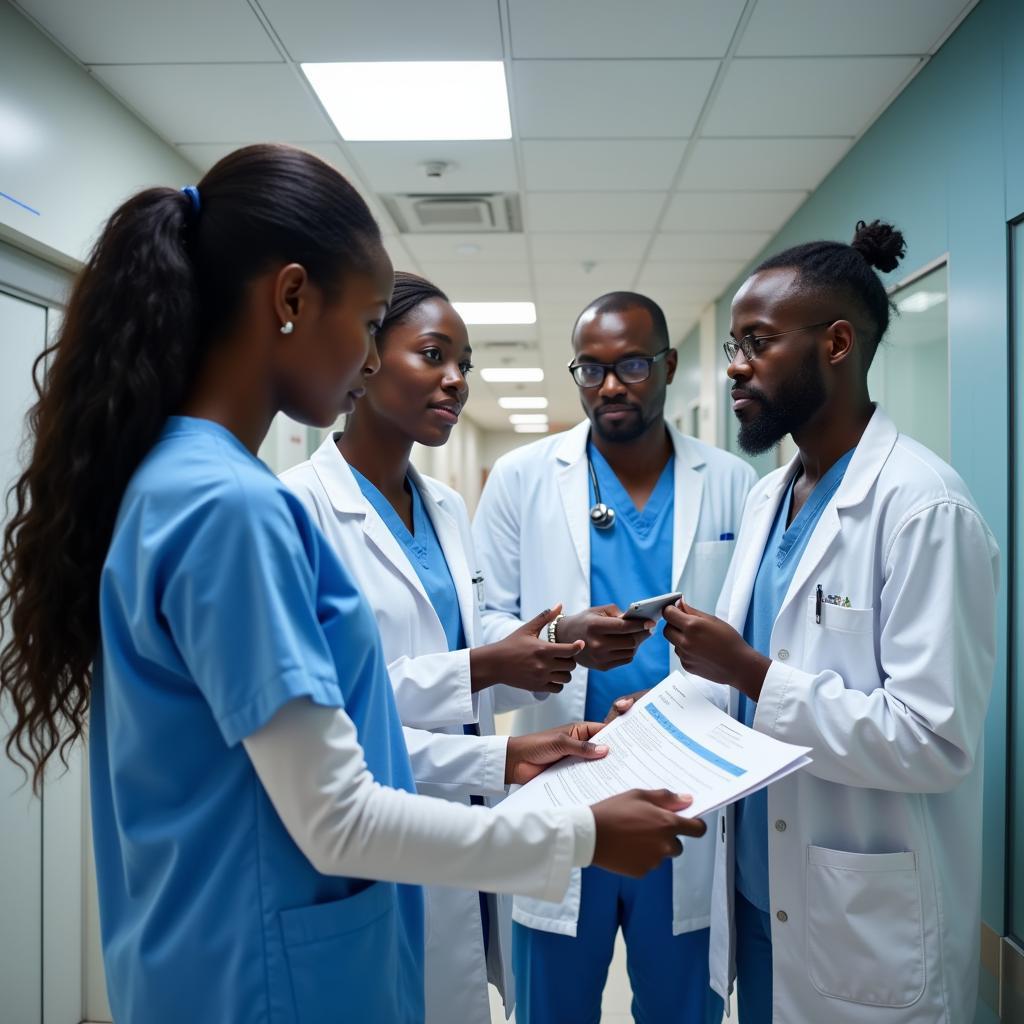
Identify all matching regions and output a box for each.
[645,702,746,777]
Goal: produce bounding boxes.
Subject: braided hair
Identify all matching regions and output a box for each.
[755,219,907,362]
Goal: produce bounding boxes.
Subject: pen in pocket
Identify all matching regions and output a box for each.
[815,584,823,624]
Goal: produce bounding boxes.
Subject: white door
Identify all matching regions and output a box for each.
[0,288,48,1023]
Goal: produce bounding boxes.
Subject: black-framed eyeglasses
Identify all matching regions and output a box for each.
[722,320,837,363]
[568,348,671,388]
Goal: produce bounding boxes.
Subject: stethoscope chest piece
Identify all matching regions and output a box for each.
[589,502,616,530]
[587,455,617,530]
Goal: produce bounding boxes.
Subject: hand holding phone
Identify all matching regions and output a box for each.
[621,591,683,622]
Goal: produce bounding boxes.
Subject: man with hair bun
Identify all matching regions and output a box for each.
[643,220,997,1021]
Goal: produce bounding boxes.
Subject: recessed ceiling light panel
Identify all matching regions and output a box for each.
[302,61,512,141]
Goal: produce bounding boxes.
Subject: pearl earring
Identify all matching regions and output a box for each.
[280,321,294,335]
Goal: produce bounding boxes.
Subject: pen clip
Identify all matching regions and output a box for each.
[815,584,823,625]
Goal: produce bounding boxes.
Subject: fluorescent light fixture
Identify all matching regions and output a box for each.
[453,302,537,325]
[896,291,946,314]
[499,397,548,410]
[514,424,549,434]
[480,367,544,384]
[509,413,549,425]
[302,61,511,141]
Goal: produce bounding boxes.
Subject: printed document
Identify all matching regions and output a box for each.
[501,671,811,818]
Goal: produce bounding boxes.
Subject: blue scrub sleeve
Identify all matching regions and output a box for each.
[160,483,345,746]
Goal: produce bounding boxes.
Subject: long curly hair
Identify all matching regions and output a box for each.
[0,143,382,791]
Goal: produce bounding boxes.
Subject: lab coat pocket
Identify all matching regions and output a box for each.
[686,539,736,611]
[280,881,417,1023]
[805,845,925,1008]
[804,597,877,688]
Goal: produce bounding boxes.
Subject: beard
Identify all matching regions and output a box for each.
[735,348,827,455]
[589,401,650,443]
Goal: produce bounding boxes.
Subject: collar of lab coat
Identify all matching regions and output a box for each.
[552,417,709,589]
[309,433,472,641]
[725,403,899,632]
[310,432,450,518]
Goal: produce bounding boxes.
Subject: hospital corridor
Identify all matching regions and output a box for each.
[0,1,1022,1022]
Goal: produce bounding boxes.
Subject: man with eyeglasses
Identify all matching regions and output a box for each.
[472,291,755,1024]
[644,223,996,1023]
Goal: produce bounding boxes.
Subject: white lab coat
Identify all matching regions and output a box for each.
[472,419,756,936]
[282,436,519,1024]
[708,406,998,1023]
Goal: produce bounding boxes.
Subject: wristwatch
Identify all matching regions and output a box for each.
[546,614,565,643]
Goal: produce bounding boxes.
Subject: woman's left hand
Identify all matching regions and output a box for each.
[505,722,608,785]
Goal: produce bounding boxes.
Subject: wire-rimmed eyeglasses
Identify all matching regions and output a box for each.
[722,321,837,363]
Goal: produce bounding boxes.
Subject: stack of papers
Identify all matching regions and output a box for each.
[501,671,811,818]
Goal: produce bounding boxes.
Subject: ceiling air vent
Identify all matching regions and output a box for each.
[381,193,522,234]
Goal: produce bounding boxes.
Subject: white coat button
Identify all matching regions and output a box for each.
[777,649,790,661]
[774,819,787,832]
[776,910,788,923]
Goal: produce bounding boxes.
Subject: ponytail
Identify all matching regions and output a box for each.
[1,144,382,789]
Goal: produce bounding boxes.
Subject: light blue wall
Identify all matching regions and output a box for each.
[704,0,1019,968]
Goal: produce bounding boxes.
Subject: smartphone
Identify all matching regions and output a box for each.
[621,591,683,621]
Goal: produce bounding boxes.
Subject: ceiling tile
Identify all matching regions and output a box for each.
[522,140,685,191]
[529,233,652,261]
[16,0,280,62]
[704,57,920,137]
[738,0,972,56]
[636,260,746,290]
[512,60,717,139]
[648,231,770,262]
[445,283,535,303]
[677,137,851,190]
[663,191,806,233]
[346,141,519,193]
[258,0,503,61]
[465,323,539,343]
[419,262,532,288]
[402,234,528,264]
[536,283,623,308]
[532,261,640,287]
[90,64,333,143]
[509,0,746,58]
[527,192,666,232]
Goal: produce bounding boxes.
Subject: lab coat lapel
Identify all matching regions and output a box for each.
[311,434,433,608]
[668,425,704,589]
[774,405,899,624]
[413,467,477,647]
[555,421,592,584]
[726,468,795,630]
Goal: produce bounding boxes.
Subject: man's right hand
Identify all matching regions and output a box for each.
[555,605,655,671]
[590,790,705,877]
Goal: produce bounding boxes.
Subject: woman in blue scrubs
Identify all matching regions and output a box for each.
[0,145,706,1024]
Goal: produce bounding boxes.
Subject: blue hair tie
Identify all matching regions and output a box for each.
[181,185,201,215]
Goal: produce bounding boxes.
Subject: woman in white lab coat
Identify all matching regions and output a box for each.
[282,272,594,1023]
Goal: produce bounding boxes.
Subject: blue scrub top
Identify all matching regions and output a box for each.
[351,467,466,652]
[735,448,856,913]
[584,444,675,723]
[90,417,424,1024]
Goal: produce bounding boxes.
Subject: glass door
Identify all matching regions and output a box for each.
[1006,217,1024,1019]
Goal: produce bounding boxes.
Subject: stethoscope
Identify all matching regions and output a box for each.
[587,456,616,530]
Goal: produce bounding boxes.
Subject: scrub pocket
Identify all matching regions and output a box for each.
[805,845,925,1008]
[280,881,420,1024]
[688,539,736,611]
